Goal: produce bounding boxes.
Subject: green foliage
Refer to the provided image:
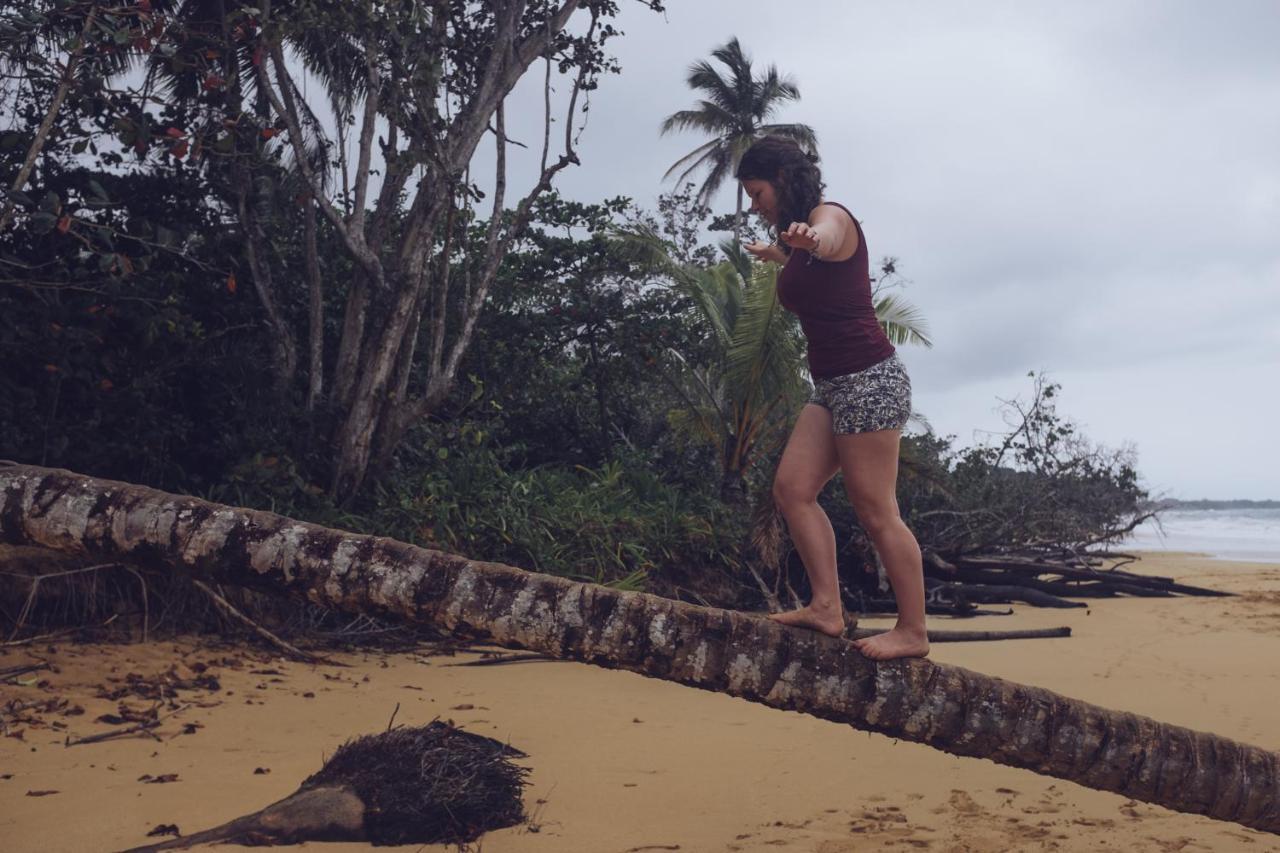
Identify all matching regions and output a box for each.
[374,440,741,589]
[0,165,284,488]
[613,225,809,500]
[201,425,744,593]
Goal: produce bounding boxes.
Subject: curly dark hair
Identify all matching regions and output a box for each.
[735,135,825,236]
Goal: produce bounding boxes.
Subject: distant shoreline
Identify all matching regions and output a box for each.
[1151,499,1280,510]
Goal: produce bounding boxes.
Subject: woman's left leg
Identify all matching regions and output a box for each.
[836,429,930,660]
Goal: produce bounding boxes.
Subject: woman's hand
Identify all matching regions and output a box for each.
[779,221,821,254]
[743,240,787,264]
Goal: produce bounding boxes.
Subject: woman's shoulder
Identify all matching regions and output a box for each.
[812,200,858,224]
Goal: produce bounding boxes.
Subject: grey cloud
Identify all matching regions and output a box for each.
[484,0,1280,498]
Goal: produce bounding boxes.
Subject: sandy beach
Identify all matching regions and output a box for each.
[3,551,1279,853]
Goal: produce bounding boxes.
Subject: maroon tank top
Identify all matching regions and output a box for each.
[776,202,895,380]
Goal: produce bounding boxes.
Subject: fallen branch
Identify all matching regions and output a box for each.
[193,580,342,667]
[851,626,1071,642]
[939,583,1087,609]
[64,703,190,747]
[1,627,80,647]
[446,652,560,667]
[0,662,50,683]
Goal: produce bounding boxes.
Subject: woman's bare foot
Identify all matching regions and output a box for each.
[767,602,846,638]
[852,625,930,661]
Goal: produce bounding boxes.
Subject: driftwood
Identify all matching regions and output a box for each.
[937,582,1087,609]
[1,464,1277,835]
[912,552,1233,613]
[851,626,1071,642]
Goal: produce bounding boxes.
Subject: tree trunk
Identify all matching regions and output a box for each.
[733,182,744,245]
[1,462,1276,836]
[303,196,324,411]
[0,8,97,233]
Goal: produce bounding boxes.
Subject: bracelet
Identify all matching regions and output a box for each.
[807,232,822,264]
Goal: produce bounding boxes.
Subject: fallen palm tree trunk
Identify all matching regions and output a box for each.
[1,464,1277,836]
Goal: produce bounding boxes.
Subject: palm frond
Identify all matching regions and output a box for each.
[755,66,801,111]
[709,37,752,87]
[719,238,754,282]
[659,102,736,137]
[610,226,733,345]
[693,153,734,206]
[660,136,722,180]
[684,60,736,106]
[906,409,934,434]
[667,145,728,191]
[874,293,934,348]
[724,264,804,406]
[758,123,818,153]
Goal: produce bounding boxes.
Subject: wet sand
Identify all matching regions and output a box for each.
[2,552,1279,852]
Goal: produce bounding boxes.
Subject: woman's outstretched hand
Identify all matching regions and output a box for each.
[779,221,821,253]
[743,240,787,264]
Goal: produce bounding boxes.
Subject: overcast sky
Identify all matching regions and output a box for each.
[482,0,1280,500]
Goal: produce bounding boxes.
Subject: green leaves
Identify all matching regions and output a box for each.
[874,292,934,348]
[616,225,807,497]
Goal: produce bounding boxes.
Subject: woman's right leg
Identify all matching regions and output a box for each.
[767,404,844,637]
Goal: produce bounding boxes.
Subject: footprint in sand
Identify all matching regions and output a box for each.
[947,789,983,816]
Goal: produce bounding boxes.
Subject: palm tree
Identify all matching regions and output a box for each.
[6,462,1279,838]
[660,37,816,243]
[621,228,805,502]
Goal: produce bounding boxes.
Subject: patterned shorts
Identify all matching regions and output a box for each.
[807,353,912,435]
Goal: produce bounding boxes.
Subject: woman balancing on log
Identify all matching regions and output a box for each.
[738,135,928,661]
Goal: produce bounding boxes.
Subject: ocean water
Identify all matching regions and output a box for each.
[1123,508,1280,564]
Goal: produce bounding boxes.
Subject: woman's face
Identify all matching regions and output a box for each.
[742,178,779,226]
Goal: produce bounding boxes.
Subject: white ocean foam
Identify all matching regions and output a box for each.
[1123,509,1280,563]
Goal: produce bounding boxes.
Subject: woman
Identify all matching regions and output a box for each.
[738,135,928,661]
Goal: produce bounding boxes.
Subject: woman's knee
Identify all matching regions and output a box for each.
[851,500,902,539]
[773,475,819,510]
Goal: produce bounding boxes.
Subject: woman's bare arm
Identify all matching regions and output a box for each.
[781,204,858,261]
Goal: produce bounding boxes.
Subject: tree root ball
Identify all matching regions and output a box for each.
[305,720,530,845]
[123,721,530,851]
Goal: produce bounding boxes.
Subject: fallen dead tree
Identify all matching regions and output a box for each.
[907,549,1231,614]
[1,463,1277,836]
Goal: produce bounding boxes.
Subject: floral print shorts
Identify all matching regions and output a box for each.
[807,353,912,435]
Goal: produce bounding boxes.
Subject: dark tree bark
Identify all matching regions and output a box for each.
[0,463,1277,836]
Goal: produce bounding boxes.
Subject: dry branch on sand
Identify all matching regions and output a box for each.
[0,463,1277,836]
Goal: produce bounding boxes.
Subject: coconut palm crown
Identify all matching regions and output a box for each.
[660,37,817,242]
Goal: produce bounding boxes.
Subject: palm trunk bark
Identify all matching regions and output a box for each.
[0,462,1276,836]
[734,182,744,244]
